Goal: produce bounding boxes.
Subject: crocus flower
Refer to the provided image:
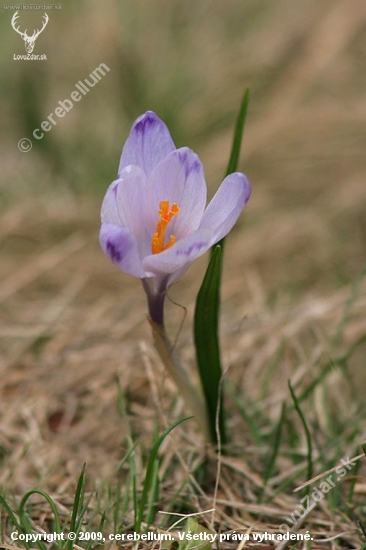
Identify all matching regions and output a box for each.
[100,111,251,324]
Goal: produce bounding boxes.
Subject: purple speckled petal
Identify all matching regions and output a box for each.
[100,223,147,278]
[200,172,251,244]
[142,228,213,275]
[118,111,176,177]
[145,147,207,238]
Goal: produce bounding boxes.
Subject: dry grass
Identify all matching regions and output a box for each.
[1,0,366,548]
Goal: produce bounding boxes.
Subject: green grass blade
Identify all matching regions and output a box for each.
[288,381,313,495]
[128,440,139,527]
[85,511,106,550]
[116,437,140,471]
[0,495,30,549]
[299,335,366,404]
[112,480,122,533]
[135,415,192,532]
[66,464,86,550]
[194,245,225,447]
[226,381,265,447]
[333,262,366,344]
[18,489,63,550]
[72,494,94,545]
[145,458,160,526]
[116,377,128,417]
[117,434,139,526]
[258,402,286,503]
[260,340,286,399]
[18,514,47,550]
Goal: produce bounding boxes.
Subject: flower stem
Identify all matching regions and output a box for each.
[149,318,211,443]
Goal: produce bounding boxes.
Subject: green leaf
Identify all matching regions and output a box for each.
[194,245,225,447]
[193,89,250,447]
[225,88,250,177]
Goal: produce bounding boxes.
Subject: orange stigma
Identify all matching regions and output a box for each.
[151,200,180,254]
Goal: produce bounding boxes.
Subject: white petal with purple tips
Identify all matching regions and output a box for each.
[100,111,252,300]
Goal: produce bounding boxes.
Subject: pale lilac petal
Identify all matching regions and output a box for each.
[101,180,121,225]
[142,228,213,275]
[115,165,147,240]
[166,264,191,286]
[200,172,251,243]
[145,147,207,238]
[118,111,176,177]
[100,223,147,278]
[101,109,252,291]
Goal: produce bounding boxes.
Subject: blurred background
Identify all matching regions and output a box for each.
[1,0,366,491]
[2,0,366,285]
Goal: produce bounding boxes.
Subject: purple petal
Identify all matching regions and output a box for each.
[142,228,213,275]
[166,264,192,286]
[118,111,176,177]
[101,180,121,225]
[115,165,147,240]
[145,147,207,238]
[100,223,147,278]
[200,172,251,243]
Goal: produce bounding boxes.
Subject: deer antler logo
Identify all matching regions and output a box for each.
[11,11,49,54]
